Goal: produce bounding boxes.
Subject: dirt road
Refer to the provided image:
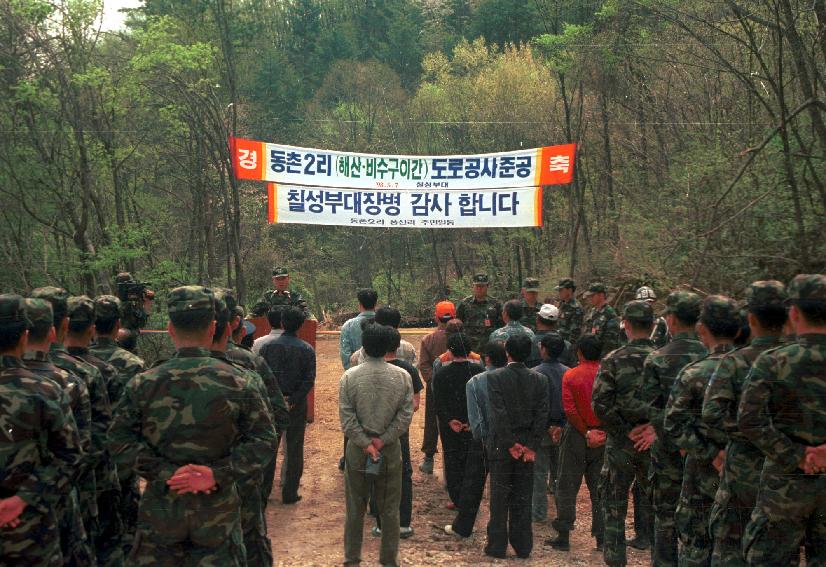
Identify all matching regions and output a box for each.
[266,333,650,566]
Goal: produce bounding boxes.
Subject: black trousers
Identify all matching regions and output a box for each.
[277,398,307,501]
[553,425,605,540]
[374,432,413,529]
[487,457,534,558]
[439,428,472,505]
[451,439,488,537]
[421,381,439,456]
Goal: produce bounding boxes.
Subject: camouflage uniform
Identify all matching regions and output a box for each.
[109,286,278,566]
[455,273,502,352]
[592,301,656,567]
[583,282,622,357]
[651,317,670,348]
[0,295,82,566]
[519,277,541,331]
[89,295,147,558]
[255,266,309,317]
[24,298,95,566]
[641,291,707,567]
[556,278,585,345]
[701,282,786,566]
[664,296,740,567]
[66,297,124,567]
[489,320,535,344]
[738,274,826,565]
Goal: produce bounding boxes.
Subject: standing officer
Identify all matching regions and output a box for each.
[556,278,584,346]
[109,286,278,565]
[583,282,622,358]
[636,286,670,348]
[257,267,309,316]
[592,301,656,566]
[456,273,502,352]
[640,291,707,566]
[0,294,82,566]
[663,296,740,566]
[519,277,541,331]
[738,274,826,565]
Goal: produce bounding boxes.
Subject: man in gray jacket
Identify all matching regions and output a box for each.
[339,323,414,567]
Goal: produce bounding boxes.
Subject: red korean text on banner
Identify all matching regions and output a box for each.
[231,137,264,180]
[536,143,576,186]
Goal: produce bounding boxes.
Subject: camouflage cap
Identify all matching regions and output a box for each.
[524,277,540,292]
[24,298,54,326]
[584,282,607,296]
[67,296,96,325]
[787,274,826,302]
[94,295,122,319]
[701,295,739,322]
[745,280,787,308]
[0,294,32,329]
[555,278,576,290]
[272,267,289,277]
[664,291,702,320]
[167,286,215,315]
[115,272,134,284]
[623,300,654,322]
[472,273,490,285]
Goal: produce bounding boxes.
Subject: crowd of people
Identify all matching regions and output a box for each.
[1,267,825,567]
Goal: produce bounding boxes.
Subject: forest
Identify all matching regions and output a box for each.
[1,0,824,321]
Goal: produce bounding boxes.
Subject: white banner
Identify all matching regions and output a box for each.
[267,183,543,228]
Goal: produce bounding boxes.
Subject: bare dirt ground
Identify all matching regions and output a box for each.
[265,332,651,566]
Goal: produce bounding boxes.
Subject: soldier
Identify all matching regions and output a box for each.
[519,277,541,331]
[0,294,82,566]
[583,282,622,358]
[663,296,740,566]
[556,278,584,346]
[592,300,657,566]
[23,298,95,566]
[636,286,670,347]
[640,291,707,567]
[209,293,275,567]
[32,287,114,555]
[701,281,787,566]
[738,274,826,565]
[456,273,502,352]
[257,266,309,316]
[489,300,535,344]
[109,285,278,565]
[89,295,146,557]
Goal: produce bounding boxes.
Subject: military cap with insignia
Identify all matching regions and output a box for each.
[524,277,540,292]
[0,294,32,330]
[472,273,490,285]
[272,267,289,277]
[167,286,215,314]
[584,282,607,296]
[556,278,576,290]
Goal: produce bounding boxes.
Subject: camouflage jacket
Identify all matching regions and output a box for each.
[651,317,670,348]
[664,344,735,461]
[584,303,621,357]
[641,331,708,445]
[558,298,584,344]
[109,347,278,487]
[0,356,81,509]
[261,288,308,314]
[50,343,118,492]
[592,338,656,438]
[519,300,540,331]
[489,321,535,344]
[738,334,826,473]
[701,335,783,447]
[24,350,92,477]
[456,295,502,350]
[90,337,146,407]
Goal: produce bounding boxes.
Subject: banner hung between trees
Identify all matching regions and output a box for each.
[233,137,576,190]
[266,183,543,228]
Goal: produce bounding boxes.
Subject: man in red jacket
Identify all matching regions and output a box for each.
[548,333,606,552]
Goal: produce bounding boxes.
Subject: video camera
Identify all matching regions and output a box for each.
[116,273,153,330]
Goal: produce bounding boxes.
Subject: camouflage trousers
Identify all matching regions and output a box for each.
[708,440,762,567]
[129,479,246,567]
[649,439,684,567]
[602,435,653,567]
[120,474,141,556]
[744,462,826,566]
[58,489,95,566]
[239,475,273,567]
[0,503,62,566]
[95,488,125,567]
[675,454,719,567]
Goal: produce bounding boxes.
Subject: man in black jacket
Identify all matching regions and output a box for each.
[485,334,550,559]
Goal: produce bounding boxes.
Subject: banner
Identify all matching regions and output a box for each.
[267,183,543,228]
[233,137,575,190]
